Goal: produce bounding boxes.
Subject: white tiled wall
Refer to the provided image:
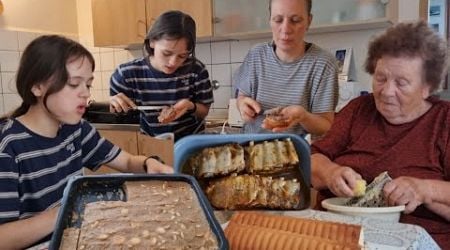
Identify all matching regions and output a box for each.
[0,28,381,119]
[0,27,264,119]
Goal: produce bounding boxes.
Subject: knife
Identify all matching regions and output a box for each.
[135,106,167,111]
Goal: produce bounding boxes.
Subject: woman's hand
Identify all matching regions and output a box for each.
[236,95,261,122]
[262,105,306,132]
[110,93,136,113]
[326,166,363,198]
[384,177,432,214]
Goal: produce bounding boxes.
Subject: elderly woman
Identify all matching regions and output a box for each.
[311,21,450,248]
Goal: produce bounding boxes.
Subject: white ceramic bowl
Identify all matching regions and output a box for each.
[322,197,405,222]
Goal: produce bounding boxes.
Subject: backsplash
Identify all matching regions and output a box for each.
[0,28,380,119]
[0,29,267,119]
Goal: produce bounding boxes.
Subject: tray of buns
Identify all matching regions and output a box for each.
[174,134,311,210]
[224,211,364,249]
[49,174,228,250]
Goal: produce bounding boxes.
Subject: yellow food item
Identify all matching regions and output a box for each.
[353,179,367,197]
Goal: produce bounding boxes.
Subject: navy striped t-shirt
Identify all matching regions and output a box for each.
[110,57,214,140]
[0,119,120,224]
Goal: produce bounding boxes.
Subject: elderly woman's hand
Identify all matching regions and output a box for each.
[384,177,432,214]
[326,165,364,198]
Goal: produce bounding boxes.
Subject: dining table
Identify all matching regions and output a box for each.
[29,209,440,250]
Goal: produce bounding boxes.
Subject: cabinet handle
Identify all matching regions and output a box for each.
[213,17,222,24]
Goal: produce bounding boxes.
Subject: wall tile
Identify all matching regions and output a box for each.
[101,71,113,90]
[114,50,129,67]
[100,51,115,71]
[211,64,231,86]
[90,90,104,103]
[92,71,103,91]
[196,42,211,65]
[211,41,230,64]
[230,40,252,63]
[18,32,39,51]
[212,85,232,109]
[1,72,17,93]
[3,93,21,114]
[0,95,4,115]
[99,47,114,53]
[92,53,101,71]
[0,30,18,51]
[205,65,213,79]
[0,51,20,72]
[102,90,110,102]
[230,63,242,87]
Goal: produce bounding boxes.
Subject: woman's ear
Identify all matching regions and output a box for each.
[306,14,313,31]
[421,83,431,99]
[31,83,45,97]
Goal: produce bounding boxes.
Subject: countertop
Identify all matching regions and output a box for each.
[92,123,140,131]
[91,121,242,134]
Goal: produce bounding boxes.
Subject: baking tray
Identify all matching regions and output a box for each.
[174,133,311,210]
[49,174,228,250]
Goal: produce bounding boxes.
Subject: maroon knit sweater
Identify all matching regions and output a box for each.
[312,94,450,248]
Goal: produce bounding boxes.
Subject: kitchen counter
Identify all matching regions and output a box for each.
[91,123,140,131]
[91,121,242,134]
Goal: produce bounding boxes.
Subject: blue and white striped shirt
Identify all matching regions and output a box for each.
[233,42,339,135]
[110,58,214,140]
[0,119,120,224]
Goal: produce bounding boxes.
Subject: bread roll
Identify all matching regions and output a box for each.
[225,222,361,250]
[229,212,363,246]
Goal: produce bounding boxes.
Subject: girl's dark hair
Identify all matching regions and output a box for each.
[365,21,448,93]
[269,0,312,16]
[144,10,197,65]
[9,35,94,118]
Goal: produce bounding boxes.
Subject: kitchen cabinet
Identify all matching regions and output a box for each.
[91,0,213,47]
[145,0,213,38]
[212,0,402,39]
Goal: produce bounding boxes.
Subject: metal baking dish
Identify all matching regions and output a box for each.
[49,174,228,250]
[174,134,311,210]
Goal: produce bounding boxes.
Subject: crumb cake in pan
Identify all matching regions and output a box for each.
[51,175,227,250]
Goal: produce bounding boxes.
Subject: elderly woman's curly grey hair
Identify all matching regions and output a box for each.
[365,21,449,94]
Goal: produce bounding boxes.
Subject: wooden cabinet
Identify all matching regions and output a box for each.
[212,0,414,39]
[145,0,213,38]
[91,0,213,47]
[91,0,147,47]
